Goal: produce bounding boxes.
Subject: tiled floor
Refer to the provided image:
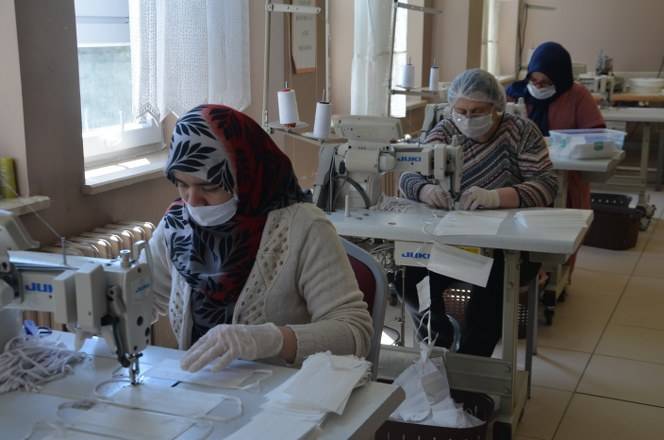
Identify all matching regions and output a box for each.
[518,190,664,440]
[381,189,664,439]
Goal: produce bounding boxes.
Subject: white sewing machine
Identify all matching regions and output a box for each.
[313,115,464,211]
[0,210,153,385]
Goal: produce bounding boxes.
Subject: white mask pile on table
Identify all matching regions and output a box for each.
[229,352,371,440]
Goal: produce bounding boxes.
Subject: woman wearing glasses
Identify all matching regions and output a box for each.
[398,68,558,356]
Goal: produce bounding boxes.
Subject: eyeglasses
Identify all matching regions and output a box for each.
[529,78,553,88]
[451,108,492,120]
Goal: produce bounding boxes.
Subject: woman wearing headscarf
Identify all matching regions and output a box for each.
[147,104,372,372]
[506,41,605,278]
[506,41,606,211]
[399,68,558,356]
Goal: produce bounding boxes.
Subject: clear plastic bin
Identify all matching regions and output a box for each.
[549,128,626,159]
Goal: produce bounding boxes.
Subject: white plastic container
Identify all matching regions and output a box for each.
[549,128,626,160]
[626,78,664,95]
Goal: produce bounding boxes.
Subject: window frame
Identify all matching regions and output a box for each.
[75,0,164,167]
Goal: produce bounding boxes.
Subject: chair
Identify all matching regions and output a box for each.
[420,102,450,138]
[340,238,388,380]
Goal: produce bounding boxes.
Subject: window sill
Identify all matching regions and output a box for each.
[0,196,51,216]
[82,150,168,195]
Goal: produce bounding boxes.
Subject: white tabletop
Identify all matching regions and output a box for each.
[328,208,593,255]
[550,150,625,172]
[1,333,404,440]
[601,107,664,123]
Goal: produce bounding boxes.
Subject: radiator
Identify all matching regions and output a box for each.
[40,221,155,259]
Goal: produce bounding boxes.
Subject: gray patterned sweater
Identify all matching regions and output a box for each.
[401,113,558,207]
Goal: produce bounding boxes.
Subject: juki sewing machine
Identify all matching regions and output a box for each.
[312,115,464,212]
[0,210,153,385]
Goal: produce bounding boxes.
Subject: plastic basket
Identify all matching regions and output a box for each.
[585,193,641,250]
[590,192,631,208]
[375,389,494,440]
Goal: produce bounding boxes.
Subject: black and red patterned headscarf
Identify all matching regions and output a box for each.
[163,105,308,339]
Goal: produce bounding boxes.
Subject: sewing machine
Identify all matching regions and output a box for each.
[0,210,153,385]
[313,115,464,211]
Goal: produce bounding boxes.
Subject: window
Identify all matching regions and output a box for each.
[75,0,162,166]
[390,0,425,118]
[481,0,519,80]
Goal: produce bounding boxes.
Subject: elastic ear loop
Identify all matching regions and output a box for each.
[92,377,243,423]
[56,399,215,440]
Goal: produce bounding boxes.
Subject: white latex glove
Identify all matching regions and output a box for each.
[418,184,453,209]
[459,186,501,210]
[180,323,283,372]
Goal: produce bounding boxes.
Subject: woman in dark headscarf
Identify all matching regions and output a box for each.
[507,42,605,280]
[147,104,372,372]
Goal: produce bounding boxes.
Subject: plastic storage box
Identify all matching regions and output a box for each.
[584,193,641,250]
[549,128,626,159]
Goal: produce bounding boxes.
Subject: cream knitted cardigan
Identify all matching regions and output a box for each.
[148,203,373,366]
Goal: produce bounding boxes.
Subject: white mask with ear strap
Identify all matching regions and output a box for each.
[527,82,556,100]
[452,111,494,140]
[187,196,238,227]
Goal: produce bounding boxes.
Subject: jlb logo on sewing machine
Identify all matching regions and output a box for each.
[24,282,53,294]
[397,156,422,162]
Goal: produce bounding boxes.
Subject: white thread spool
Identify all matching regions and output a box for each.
[277,85,299,127]
[313,100,331,140]
[400,58,415,89]
[344,195,350,217]
[429,62,439,91]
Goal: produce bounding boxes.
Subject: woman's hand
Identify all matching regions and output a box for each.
[180,323,284,372]
[419,184,453,209]
[459,186,501,210]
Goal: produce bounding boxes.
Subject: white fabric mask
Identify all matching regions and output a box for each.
[527,82,556,100]
[186,196,238,227]
[452,111,494,140]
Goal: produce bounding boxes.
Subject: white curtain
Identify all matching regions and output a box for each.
[350,0,393,116]
[129,0,250,121]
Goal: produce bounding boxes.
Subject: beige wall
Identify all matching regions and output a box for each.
[431,0,484,82]
[522,0,664,72]
[0,0,28,197]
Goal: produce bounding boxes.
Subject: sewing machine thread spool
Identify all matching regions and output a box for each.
[344,195,350,217]
[428,61,439,91]
[313,94,331,140]
[277,84,299,128]
[400,58,415,89]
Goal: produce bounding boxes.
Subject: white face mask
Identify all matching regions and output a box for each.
[186,197,238,227]
[527,82,556,100]
[452,111,494,140]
